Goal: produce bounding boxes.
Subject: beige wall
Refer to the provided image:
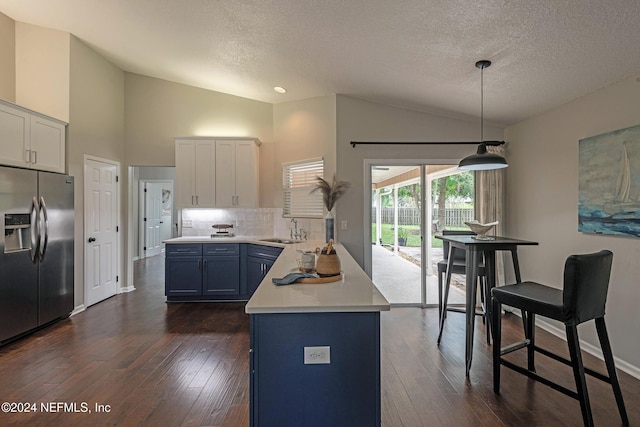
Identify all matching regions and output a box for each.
[336,95,504,266]
[69,35,126,307]
[271,95,337,208]
[15,22,70,122]
[124,73,274,205]
[0,12,15,102]
[505,73,640,373]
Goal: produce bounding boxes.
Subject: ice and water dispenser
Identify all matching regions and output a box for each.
[4,213,32,253]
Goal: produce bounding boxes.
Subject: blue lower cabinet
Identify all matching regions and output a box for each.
[250,312,381,427]
[247,256,275,295]
[165,243,277,301]
[247,245,282,296]
[165,256,202,296]
[203,256,240,295]
[165,244,203,296]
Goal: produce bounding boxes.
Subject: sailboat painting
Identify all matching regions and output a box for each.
[579,124,640,237]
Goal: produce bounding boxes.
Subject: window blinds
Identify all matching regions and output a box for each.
[283,158,324,218]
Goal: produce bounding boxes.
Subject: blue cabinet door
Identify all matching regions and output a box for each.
[203,256,240,295]
[247,245,282,296]
[247,256,265,295]
[165,256,202,296]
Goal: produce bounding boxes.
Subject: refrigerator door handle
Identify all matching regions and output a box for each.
[39,196,49,261]
[30,196,40,262]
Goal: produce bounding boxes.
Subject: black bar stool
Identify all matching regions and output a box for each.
[437,230,488,345]
[491,250,628,427]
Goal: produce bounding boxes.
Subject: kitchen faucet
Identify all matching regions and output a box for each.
[290,218,307,241]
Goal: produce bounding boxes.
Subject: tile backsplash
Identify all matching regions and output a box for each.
[180,208,324,241]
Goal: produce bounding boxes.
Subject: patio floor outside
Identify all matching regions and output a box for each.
[371,243,467,305]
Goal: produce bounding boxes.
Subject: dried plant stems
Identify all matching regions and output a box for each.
[310,175,351,212]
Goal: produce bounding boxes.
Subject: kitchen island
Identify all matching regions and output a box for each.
[246,241,390,427]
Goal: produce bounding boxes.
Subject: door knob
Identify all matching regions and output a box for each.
[88,237,96,243]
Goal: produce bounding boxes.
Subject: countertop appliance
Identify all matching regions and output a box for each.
[0,165,74,344]
[211,223,234,237]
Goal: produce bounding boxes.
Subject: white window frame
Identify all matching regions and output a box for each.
[283,157,324,218]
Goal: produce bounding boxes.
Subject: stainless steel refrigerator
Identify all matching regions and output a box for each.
[0,165,74,344]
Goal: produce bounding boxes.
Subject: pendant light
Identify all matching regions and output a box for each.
[458,60,508,171]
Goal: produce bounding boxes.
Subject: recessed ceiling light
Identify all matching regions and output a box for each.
[273,86,287,93]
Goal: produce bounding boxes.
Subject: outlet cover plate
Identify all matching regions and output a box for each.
[304,346,330,364]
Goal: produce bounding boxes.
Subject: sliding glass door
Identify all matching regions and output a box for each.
[367,161,475,307]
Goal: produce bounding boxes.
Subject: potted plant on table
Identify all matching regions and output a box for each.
[311,175,350,243]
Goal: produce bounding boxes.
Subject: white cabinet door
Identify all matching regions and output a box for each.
[215,140,236,208]
[30,115,65,173]
[175,139,216,208]
[0,101,66,173]
[194,141,215,207]
[176,138,259,209]
[175,140,197,208]
[234,141,259,207]
[0,103,30,169]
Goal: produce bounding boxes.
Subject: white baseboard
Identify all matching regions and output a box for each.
[119,285,136,294]
[71,305,86,316]
[132,256,140,261]
[518,315,640,380]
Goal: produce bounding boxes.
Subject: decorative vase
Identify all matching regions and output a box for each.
[325,210,335,243]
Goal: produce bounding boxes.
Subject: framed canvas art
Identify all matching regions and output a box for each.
[578,124,640,237]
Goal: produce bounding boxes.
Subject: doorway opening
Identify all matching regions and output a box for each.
[367,161,476,306]
[139,180,174,258]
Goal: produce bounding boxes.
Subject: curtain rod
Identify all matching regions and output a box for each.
[350,140,505,148]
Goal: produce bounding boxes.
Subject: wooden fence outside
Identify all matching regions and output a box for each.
[372,207,474,228]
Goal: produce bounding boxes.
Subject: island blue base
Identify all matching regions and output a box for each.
[250,311,381,427]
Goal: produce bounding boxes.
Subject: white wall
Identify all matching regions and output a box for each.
[0,12,14,102]
[124,73,274,203]
[505,73,640,374]
[272,94,337,208]
[15,22,70,122]
[336,95,504,266]
[69,35,125,307]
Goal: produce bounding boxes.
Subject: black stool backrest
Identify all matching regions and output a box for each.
[563,250,613,325]
[441,230,476,262]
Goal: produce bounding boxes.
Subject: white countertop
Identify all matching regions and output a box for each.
[164,236,390,314]
[245,241,390,314]
[164,235,292,249]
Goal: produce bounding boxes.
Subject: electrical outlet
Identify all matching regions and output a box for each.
[341,220,348,230]
[182,219,193,228]
[304,346,330,364]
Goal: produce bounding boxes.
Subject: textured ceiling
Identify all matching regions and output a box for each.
[1,0,640,126]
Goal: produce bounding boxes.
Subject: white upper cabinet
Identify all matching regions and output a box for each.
[174,137,260,209]
[0,100,66,174]
[230,140,259,207]
[175,139,216,208]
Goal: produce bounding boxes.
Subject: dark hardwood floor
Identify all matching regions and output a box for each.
[0,254,637,426]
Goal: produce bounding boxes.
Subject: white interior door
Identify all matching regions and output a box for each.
[85,157,118,307]
[144,182,162,257]
[160,182,174,243]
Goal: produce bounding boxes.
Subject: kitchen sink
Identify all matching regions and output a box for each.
[259,238,303,244]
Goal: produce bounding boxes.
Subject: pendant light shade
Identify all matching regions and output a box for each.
[458,60,508,171]
[458,143,507,170]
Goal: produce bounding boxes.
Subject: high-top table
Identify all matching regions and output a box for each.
[436,235,538,376]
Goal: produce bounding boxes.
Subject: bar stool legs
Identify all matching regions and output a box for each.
[595,318,629,426]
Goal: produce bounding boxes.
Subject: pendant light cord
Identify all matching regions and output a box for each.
[480,63,484,142]
[475,59,491,143]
